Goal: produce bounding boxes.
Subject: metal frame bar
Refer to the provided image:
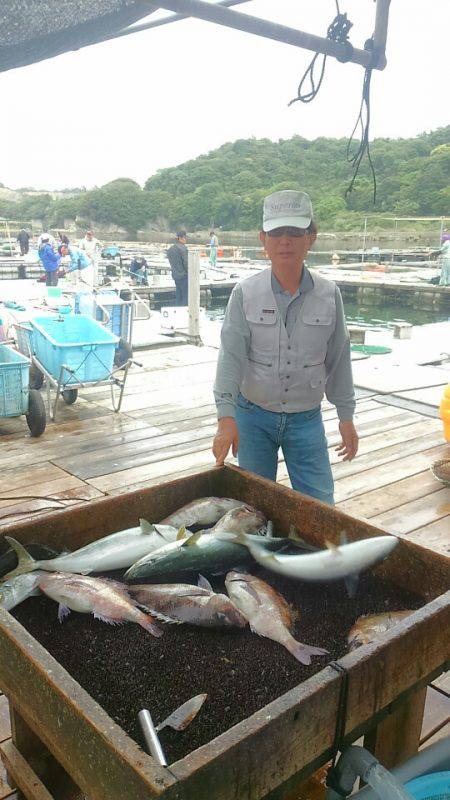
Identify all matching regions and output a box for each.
[153,0,391,69]
[114,0,252,40]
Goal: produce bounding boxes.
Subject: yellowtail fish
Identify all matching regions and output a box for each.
[161,497,245,528]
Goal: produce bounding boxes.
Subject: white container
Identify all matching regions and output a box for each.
[160,306,189,330]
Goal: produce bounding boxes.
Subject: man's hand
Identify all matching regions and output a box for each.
[335,420,359,462]
[213,417,239,466]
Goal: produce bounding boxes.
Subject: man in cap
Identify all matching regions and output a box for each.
[212,190,358,505]
[167,230,189,306]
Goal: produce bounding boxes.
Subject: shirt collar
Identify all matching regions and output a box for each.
[271,267,313,297]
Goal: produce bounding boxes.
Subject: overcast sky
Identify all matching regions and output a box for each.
[1,0,449,190]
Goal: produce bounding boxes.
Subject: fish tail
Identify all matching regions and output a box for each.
[138,612,164,638]
[285,636,328,666]
[3,537,38,580]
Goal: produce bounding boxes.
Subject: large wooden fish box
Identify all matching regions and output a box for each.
[0,465,448,800]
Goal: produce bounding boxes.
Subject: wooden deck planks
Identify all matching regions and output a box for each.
[370,488,450,535]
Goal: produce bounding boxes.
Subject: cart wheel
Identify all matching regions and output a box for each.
[114,338,133,368]
[62,389,78,405]
[26,389,46,437]
[29,364,44,390]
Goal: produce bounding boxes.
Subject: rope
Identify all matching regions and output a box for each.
[326,660,351,796]
[289,1,353,106]
[345,39,377,203]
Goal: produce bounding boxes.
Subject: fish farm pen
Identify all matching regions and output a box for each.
[0,466,447,800]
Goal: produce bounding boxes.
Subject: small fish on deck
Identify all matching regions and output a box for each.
[347,610,414,650]
[225,571,328,665]
[38,573,162,637]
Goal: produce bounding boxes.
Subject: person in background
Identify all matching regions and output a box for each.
[57,232,70,253]
[167,230,189,306]
[17,228,30,256]
[38,235,60,286]
[439,238,450,286]
[79,230,102,285]
[130,256,149,286]
[212,189,358,506]
[209,230,219,267]
[38,231,55,248]
[60,244,92,285]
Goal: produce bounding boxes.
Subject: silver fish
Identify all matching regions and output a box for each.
[225,571,328,665]
[3,521,180,579]
[124,530,291,582]
[0,572,44,611]
[128,575,247,627]
[161,497,244,528]
[347,610,414,650]
[239,535,398,583]
[38,572,162,637]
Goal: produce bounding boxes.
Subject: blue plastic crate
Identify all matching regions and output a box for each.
[0,344,30,417]
[75,291,129,338]
[30,315,118,384]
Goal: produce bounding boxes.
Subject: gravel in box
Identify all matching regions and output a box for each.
[12,570,422,765]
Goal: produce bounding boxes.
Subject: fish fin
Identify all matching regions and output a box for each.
[340,530,348,546]
[198,574,213,592]
[285,637,328,666]
[180,531,203,548]
[265,521,274,538]
[176,525,187,541]
[93,612,123,625]
[58,604,71,622]
[134,604,181,625]
[156,693,207,732]
[288,525,318,552]
[3,537,37,579]
[242,583,262,603]
[325,539,341,554]
[344,573,360,598]
[139,519,154,534]
[138,614,164,638]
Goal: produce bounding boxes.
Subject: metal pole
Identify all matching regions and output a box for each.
[372,0,391,68]
[138,710,167,766]
[361,217,367,264]
[439,218,444,248]
[115,0,251,40]
[188,249,202,345]
[155,0,385,69]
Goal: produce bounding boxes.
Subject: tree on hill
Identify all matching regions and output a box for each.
[0,127,448,234]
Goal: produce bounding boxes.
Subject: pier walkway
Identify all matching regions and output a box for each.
[0,339,448,797]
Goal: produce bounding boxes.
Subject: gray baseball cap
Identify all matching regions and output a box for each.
[263,190,313,232]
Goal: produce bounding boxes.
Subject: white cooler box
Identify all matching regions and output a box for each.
[160,306,205,330]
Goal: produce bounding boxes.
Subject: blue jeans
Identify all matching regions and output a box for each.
[235,393,334,505]
[174,275,188,306]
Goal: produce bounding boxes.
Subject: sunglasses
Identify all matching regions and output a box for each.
[267,227,308,238]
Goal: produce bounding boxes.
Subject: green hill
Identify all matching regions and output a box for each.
[1,128,449,234]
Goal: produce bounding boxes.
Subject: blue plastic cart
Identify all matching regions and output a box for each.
[0,343,46,436]
[15,314,134,422]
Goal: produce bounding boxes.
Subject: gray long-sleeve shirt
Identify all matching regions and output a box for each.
[214,268,355,421]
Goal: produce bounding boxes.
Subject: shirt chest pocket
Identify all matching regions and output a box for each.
[246,311,278,365]
[300,308,333,365]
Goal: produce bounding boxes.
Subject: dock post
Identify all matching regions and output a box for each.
[188,249,203,346]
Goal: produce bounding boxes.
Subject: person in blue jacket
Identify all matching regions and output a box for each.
[60,244,93,286]
[38,236,60,286]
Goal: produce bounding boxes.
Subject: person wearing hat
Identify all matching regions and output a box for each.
[212,189,358,505]
[38,235,61,286]
[79,230,102,285]
[167,230,189,306]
